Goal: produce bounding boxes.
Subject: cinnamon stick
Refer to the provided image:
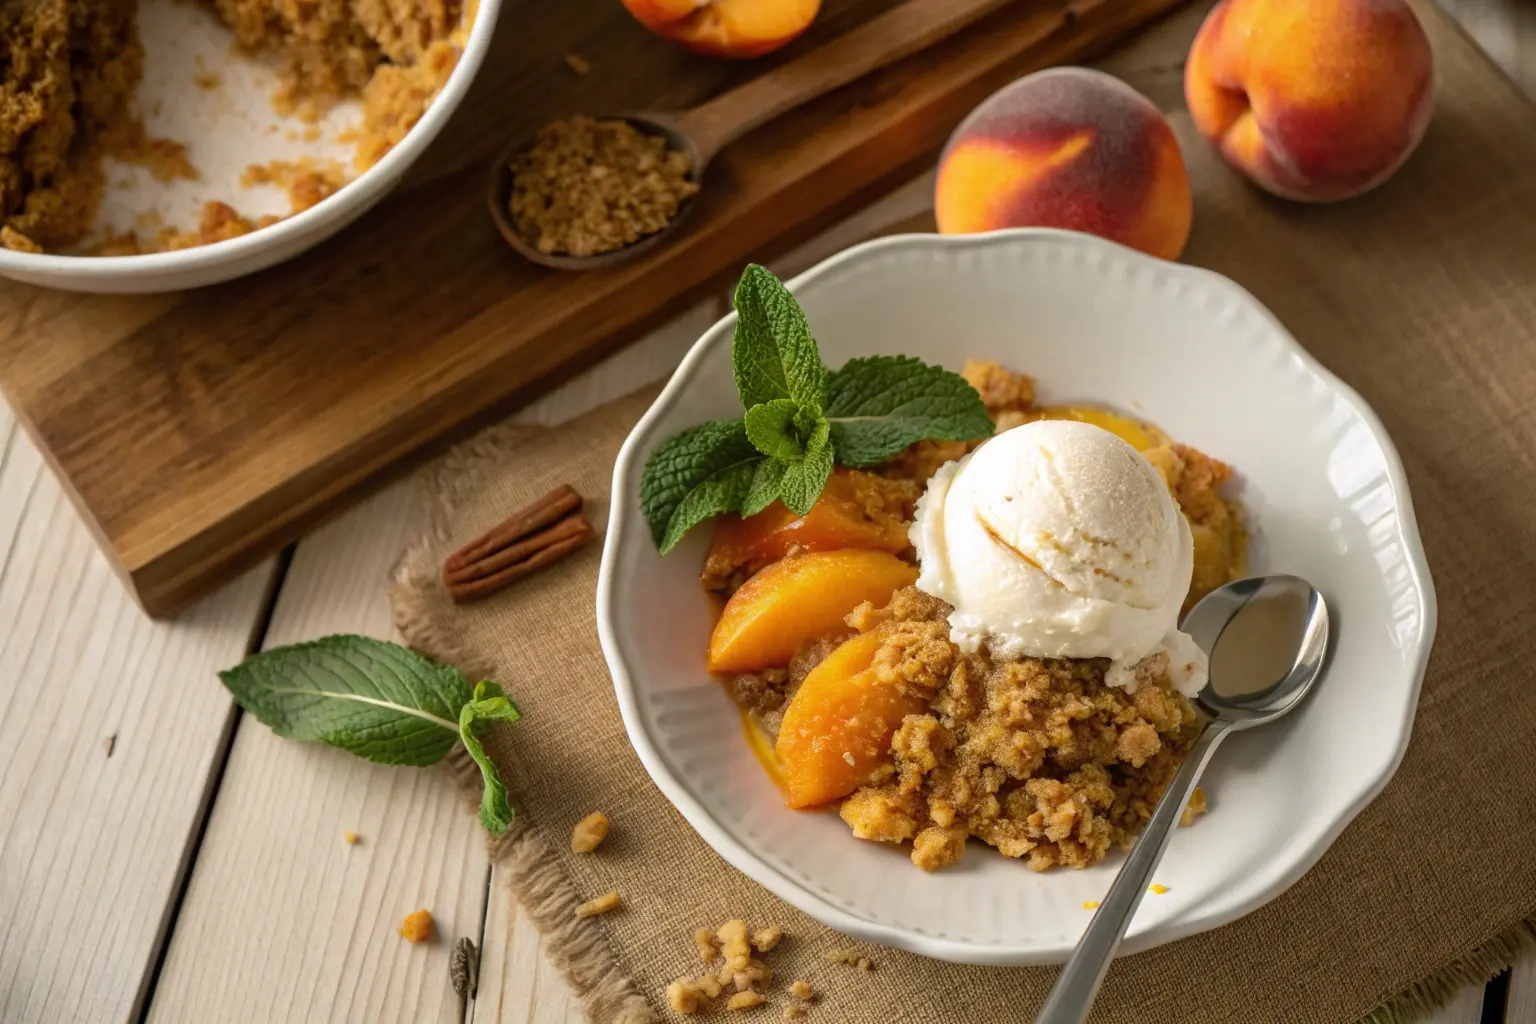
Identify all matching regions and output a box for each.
[444,484,582,573]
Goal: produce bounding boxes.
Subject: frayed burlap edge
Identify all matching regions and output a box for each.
[389,413,658,1024]
[1357,918,1536,1024]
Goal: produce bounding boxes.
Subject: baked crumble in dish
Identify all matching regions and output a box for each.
[0,0,467,254]
[704,360,1245,872]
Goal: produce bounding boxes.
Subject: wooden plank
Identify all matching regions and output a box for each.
[0,0,1190,620]
[1439,0,1536,94]
[0,403,275,1024]
[146,477,491,1024]
[1508,950,1536,1024]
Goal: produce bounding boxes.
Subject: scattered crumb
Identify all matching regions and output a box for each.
[1149,884,1169,895]
[826,948,873,970]
[193,71,223,91]
[570,811,610,853]
[399,909,434,943]
[240,158,348,213]
[0,227,43,253]
[344,831,361,845]
[563,52,592,75]
[574,891,621,918]
[789,980,813,1000]
[109,119,199,183]
[102,734,117,758]
[1083,900,1100,910]
[694,927,719,963]
[751,925,782,953]
[841,751,855,767]
[727,991,766,1011]
[784,1007,805,1020]
[718,920,752,971]
[667,979,706,1014]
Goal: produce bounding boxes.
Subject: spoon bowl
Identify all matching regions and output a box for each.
[1185,573,1330,724]
[487,114,707,272]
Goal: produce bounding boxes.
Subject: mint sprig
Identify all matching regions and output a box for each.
[639,264,993,553]
[218,635,522,834]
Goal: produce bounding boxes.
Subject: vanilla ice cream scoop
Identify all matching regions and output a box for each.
[911,419,1207,695]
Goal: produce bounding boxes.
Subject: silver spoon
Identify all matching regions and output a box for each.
[1035,574,1330,1024]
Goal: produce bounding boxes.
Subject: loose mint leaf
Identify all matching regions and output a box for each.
[732,265,827,411]
[742,458,788,517]
[219,635,473,766]
[778,419,833,515]
[640,419,764,554]
[825,356,994,467]
[459,680,521,834]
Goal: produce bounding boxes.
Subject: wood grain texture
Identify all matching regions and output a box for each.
[1509,950,1536,1024]
[0,404,275,1024]
[146,477,491,1024]
[0,0,1189,620]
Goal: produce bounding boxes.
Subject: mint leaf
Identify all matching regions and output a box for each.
[219,635,472,766]
[639,419,763,554]
[219,636,524,836]
[778,419,833,515]
[460,680,521,834]
[825,356,994,467]
[744,399,809,460]
[732,264,827,411]
[741,459,788,517]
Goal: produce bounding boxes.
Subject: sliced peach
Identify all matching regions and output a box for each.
[707,550,917,673]
[707,469,912,579]
[1018,406,1169,453]
[775,632,928,808]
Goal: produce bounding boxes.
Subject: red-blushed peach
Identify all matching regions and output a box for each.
[620,0,819,59]
[934,68,1192,261]
[1185,0,1434,202]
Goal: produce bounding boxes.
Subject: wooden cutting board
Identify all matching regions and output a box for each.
[0,0,1186,617]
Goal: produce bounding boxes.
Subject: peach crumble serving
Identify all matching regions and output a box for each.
[636,266,1244,873]
[702,360,1244,872]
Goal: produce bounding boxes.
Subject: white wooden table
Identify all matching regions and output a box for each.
[3,5,1534,1020]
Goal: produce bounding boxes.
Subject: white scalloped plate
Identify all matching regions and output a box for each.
[597,229,1436,965]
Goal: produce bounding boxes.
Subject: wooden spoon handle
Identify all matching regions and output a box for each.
[676,0,1096,163]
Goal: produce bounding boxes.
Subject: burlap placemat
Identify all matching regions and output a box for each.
[389,4,1536,1021]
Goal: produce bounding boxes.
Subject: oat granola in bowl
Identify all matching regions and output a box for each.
[598,230,1435,964]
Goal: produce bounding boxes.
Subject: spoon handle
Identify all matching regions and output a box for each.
[677,0,1103,164]
[1034,718,1234,1024]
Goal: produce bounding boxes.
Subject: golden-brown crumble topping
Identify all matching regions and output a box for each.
[837,587,1206,872]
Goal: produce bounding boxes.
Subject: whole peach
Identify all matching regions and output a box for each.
[1185,0,1434,202]
[934,68,1192,262]
[621,0,820,59]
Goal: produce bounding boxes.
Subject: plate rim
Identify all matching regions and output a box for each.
[596,227,1438,965]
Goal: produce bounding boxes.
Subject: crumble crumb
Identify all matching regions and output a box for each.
[784,1007,806,1020]
[827,948,874,970]
[727,991,766,1011]
[789,980,813,1000]
[718,919,752,971]
[564,52,592,75]
[1149,884,1169,894]
[343,830,360,845]
[398,909,434,943]
[751,925,783,953]
[695,926,719,963]
[961,359,1036,413]
[574,891,621,918]
[1083,901,1100,910]
[570,811,610,853]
